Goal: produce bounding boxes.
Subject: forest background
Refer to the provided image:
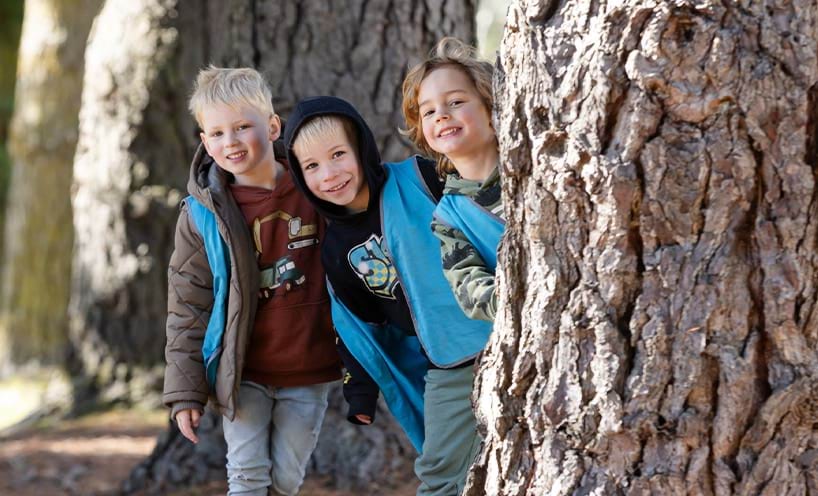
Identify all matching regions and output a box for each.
[0,1,508,495]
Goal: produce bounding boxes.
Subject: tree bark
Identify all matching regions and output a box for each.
[69,0,186,399]
[467,1,818,495]
[0,0,102,368]
[67,0,476,491]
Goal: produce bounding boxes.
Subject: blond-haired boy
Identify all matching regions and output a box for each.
[163,66,340,496]
[285,96,489,495]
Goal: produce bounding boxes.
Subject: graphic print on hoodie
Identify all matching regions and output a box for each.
[348,234,399,300]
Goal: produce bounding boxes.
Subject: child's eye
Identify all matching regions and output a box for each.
[449,100,464,107]
[303,162,318,171]
[209,131,222,138]
[421,109,434,118]
[332,150,346,159]
[237,124,250,131]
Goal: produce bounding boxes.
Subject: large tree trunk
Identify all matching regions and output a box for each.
[68,0,476,491]
[467,1,818,495]
[0,0,102,368]
[68,0,186,403]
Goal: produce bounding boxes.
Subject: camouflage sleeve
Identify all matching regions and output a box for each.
[431,217,497,322]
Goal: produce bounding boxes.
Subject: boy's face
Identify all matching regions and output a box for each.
[417,66,495,164]
[199,103,280,181]
[293,126,369,212]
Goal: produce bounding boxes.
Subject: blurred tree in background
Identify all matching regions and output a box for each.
[476,0,507,58]
[0,0,103,369]
[0,1,23,142]
[0,0,24,256]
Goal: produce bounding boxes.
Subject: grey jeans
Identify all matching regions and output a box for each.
[222,381,332,496]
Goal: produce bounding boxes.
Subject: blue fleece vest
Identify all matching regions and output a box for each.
[433,194,504,271]
[328,284,428,451]
[185,196,230,388]
[382,158,492,366]
[329,157,493,451]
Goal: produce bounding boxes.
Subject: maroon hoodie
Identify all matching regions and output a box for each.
[230,160,340,387]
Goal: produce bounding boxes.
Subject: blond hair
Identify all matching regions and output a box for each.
[292,115,359,158]
[188,65,274,128]
[401,37,494,175]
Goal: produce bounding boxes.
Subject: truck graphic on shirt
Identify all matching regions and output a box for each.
[260,255,305,293]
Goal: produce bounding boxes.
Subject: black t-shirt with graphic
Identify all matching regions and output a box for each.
[321,158,442,333]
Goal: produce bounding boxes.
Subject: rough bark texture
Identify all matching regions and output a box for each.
[68,0,476,491]
[467,1,818,495]
[0,0,102,368]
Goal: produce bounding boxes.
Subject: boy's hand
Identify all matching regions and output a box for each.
[175,408,201,444]
[354,414,372,424]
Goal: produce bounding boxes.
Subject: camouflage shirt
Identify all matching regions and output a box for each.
[431,166,503,322]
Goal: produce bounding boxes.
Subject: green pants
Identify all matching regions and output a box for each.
[415,366,482,496]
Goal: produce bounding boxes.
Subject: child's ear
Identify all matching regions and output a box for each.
[199,132,212,155]
[269,114,282,141]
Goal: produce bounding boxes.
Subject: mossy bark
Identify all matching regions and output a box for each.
[0,0,102,368]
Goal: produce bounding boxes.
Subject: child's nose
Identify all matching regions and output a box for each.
[321,163,338,180]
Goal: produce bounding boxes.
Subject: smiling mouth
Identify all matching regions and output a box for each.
[227,151,247,160]
[325,179,351,193]
[438,127,460,138]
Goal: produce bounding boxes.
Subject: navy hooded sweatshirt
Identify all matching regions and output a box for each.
[284,96,444,422]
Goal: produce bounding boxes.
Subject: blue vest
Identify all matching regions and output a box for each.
[185,196,230,388]
[433,194,504,271]
[329,285,428,452]
[329,157,493,451]
[382,158,492,366]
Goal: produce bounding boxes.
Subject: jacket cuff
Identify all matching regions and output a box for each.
[170,401,205,421]
[346,393,378,425]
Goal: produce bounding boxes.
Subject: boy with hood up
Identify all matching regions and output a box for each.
[284,96,493,496]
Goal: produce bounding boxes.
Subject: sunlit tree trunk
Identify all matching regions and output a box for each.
[0,0,101,368]
[466,1,818,495]
[68,0,477,491]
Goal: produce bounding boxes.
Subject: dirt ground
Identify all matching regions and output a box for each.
[0,409,416,496]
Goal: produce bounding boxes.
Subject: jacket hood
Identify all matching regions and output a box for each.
[283,96,385,222]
